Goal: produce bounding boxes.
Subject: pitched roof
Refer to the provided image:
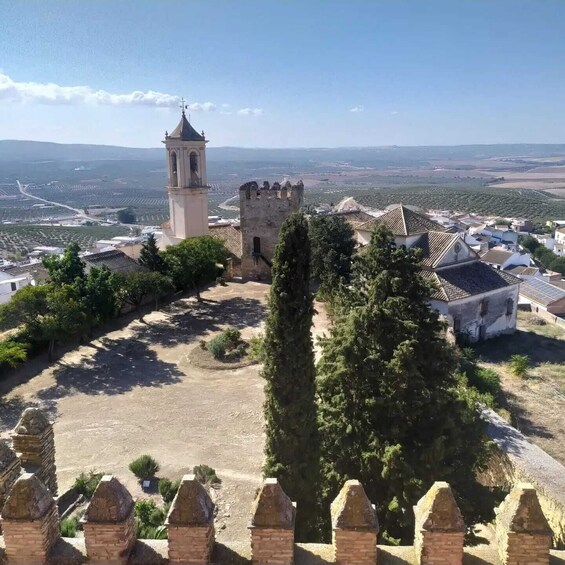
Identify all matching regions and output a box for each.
[422,261,520,301]
[414,231,474,269]
[168,112,205,142]
[520,278,565,307]
[209,224,242,259]
[1,263,50,281]
[505,265,539,277]
[480,248,514,266]
[83,249,147,274]
[357,205,444,236]
[336,210,375,228]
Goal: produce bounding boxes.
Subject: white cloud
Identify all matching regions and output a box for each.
[349,105,364,113]
[0,72,217,110]
[237,107,264,116]
[391,110,399,115]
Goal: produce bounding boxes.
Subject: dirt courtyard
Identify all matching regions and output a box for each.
[0,281,330,540]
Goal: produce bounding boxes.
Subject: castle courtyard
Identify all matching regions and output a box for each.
[0,281,331,541]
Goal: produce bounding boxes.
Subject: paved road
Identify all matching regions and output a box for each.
[17,180,96,222]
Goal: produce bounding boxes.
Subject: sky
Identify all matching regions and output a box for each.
[0,0,564,148]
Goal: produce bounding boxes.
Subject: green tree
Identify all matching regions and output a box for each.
[139,234,165,273]
[0,340,28,371]
[534,245,555,267]
[549,256,565,276]
[83,266,120,328]
[0,285,50,331]
[43,243,85,286]
[317,225,491,543]
[118,271,174,311]
[309,215,355,296]
[162,236,228,300]
[519,235,541,255]
[117,208,136,224]
[262,213,320,541]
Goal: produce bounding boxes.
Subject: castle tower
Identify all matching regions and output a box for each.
[163,105,209,241]
[239,180,304,280]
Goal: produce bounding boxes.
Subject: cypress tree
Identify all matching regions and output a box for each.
[318,225,491,543]
[262,212,320,541]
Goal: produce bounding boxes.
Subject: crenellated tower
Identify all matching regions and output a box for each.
[163,107,209,241]
[239,180,304,280]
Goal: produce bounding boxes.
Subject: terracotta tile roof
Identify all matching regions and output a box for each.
[83,249,147,274]
[357,205,444,236]
[480,248,514,266]
[414,231,471,268]
[335,210,375,228]
[1,263,50,281]
[209,224,242,259]
[422,262,520,302]
[505,265,539,277]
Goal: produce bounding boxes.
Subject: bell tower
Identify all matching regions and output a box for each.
[163,101,209,240]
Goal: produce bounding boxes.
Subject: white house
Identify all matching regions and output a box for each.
[480,247,532,271]
[353,206,521,342]
[0,270,32,304]
[519,278,565,317]
[554,228,565,246]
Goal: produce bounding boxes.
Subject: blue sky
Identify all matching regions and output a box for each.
[0,0,564,148]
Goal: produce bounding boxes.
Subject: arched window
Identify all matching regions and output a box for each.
[506,297,514,316]
[190,152,200,186]
[253,236,261,255]
[170,152,178,187]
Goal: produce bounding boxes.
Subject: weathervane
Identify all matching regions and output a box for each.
[179,97,188,116]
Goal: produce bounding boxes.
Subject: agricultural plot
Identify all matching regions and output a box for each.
[0,224,130,258]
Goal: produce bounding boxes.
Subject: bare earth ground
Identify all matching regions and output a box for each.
[0,281,332,541]
[476,312,565,465]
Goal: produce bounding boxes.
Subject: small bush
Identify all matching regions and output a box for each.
[193,464,221,486]
[158,478,180,503]
[0,340,28,371]
[199,339,207,350]
[207,334,226,359]
[60,516,80,537]
[248,335,266,362]
[129,455,160,481]
[509,354,529,377]
[74,470,104,500]
[223,327,241,347]
[135,499,168,539]
[473,368,502,397]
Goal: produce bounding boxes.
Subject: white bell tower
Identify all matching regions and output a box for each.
[163,101,209,240]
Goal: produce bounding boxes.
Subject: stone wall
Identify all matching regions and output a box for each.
[239,180,304,280]
[0,408,564,564]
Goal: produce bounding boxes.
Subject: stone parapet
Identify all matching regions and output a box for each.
[331,480,378,565]
[166,474,215,564]
[413,482,465,565]
[0,442,21,522]
[249,478,296,565]
[0,472,60,564]
[495,483,552,565]
[11,408,57,495]
[82,475,136,565]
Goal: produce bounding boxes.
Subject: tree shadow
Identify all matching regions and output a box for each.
[132,297,267,349]
[0,395,56,434]
[502,388,554,440]
[34,337,184,402]
[474,329,565,365]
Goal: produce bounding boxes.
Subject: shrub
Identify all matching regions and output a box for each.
[129,455,160,481]
[158,478,180,503]
[0,340,28,371]
[193,464,221,485]
[60,516,80,537]
[74,470,104,500]
[470,367,501,398]
[509,354,529,377]
[248,334,266,362]
[199,339,207,350]
[135,499,168,539]
[207,334,226,359]
[223,327,241,348]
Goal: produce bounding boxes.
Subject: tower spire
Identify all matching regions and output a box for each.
[179,97,187,116]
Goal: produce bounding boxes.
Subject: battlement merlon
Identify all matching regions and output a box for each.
[239,180,304,202]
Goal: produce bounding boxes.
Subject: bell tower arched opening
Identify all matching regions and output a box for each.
[190,151,200,186]
[170,151,178,187]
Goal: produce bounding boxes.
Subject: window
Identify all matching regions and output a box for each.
[453,317,461,333]
[170,152,178,187]
[480,299,489,317]
[10,282,17,292]
[190,152,200,185]
[506,297,514,316]
[253,236,261,255]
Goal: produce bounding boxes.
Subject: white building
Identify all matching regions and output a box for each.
[480,248,532,271]
[353,206,521,342]
[0,271,32,304]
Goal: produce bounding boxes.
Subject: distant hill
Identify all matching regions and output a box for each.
[1,139,565,164]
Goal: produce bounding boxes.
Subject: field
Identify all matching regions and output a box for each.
[0,224,130,258]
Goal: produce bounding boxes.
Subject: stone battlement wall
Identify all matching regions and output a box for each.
[239,180,305,202]
[1,408,564,565]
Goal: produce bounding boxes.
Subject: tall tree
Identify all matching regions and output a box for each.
[139,234,165,273]
[317,225,490,543]
[83,266,120,328]
[117,271,174,311]
[262,213,320,541]
[309,214,355,296]
[43,242,85,286]
[117,207,136,224]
